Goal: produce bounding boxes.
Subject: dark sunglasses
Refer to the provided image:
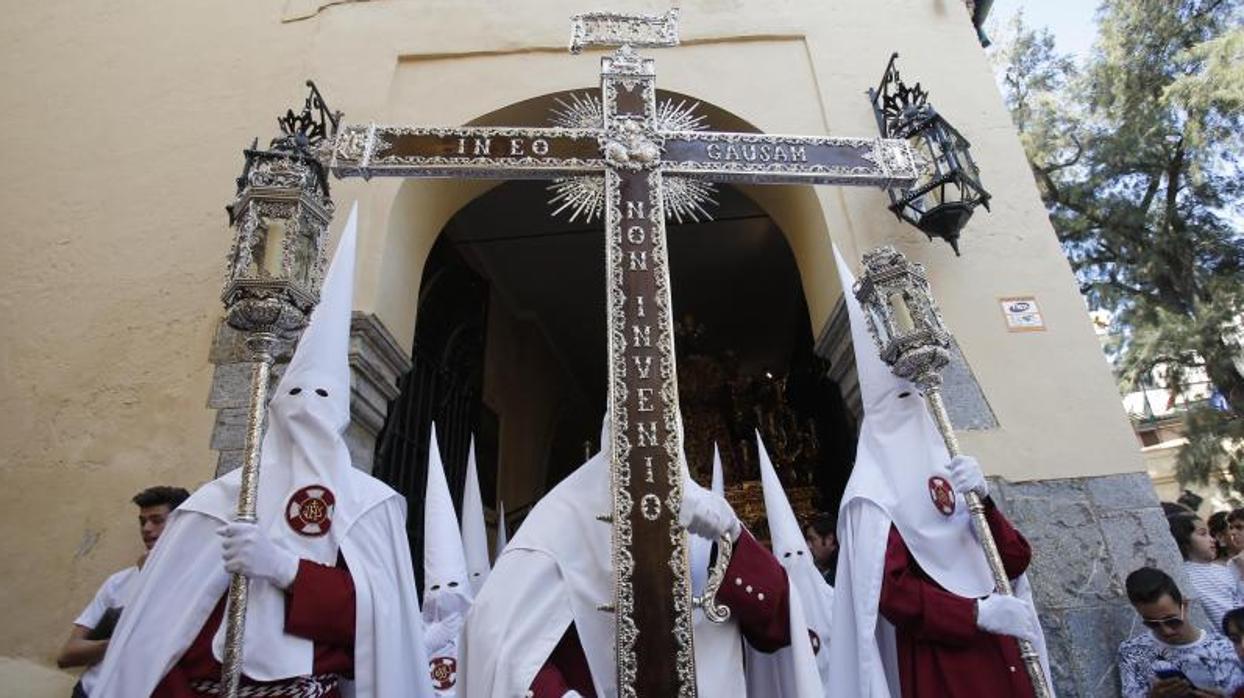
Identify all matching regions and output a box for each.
[1141,615,1186,630]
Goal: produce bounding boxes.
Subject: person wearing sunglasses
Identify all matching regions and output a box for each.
[1118,567,1244,697]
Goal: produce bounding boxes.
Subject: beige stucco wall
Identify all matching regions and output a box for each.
[0,0,1143,675]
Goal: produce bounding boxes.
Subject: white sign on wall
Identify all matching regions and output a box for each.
[1000,296,1046,332]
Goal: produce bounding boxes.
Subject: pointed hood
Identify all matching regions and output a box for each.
[250,199,367,546]
[493,500,508,561]
[756,432,816,570]
[423,425,473,623]
[756,432,835,687]
[461,437,491,593]
[268,202,357,433]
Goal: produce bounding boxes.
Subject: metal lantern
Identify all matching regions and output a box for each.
[853,246,952,390]
[223,80,340,340]
[217,80,340,698]
[869,53,991,256]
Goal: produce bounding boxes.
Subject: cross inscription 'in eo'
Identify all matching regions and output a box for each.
[329,10,917,697]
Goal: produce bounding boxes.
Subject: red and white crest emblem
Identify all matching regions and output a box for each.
[808,628,822,655]
[429,656,457,691]
[286,485,335,537]
[928,476,956,516]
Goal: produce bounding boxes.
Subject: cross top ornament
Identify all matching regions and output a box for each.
[569,9,681,54]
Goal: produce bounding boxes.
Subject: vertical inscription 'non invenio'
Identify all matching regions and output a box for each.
[621,190,660,488]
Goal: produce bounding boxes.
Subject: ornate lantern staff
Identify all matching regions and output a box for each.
[853,246,1051,698]
[218,81,339,698]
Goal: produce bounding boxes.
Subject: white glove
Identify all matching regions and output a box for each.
[680,479,741,542]
[976,593,1037,643]
[562,692,584,698]
[947,455,989,499]
[219,521,300,589]
[424,614,464,652]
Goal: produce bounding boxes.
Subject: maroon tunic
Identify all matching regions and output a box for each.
[152,558,356,698]
[528,529,792,697]
[879,499,1035,698]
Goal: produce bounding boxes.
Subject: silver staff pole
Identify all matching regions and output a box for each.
[217,81,339,697]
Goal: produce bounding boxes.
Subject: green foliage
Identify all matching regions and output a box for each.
[991,1,1244,496]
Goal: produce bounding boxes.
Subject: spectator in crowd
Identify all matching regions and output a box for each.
[1227,509,1244,558]
[1118,567,1244,697]
[1171,512,1244,635]
[803,513,838,586]
[56,485,190,698]
[1210,511,1233,560]
[1222,607,1244,663]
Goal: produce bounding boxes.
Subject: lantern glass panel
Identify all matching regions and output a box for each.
[866,302,893,347]
[255,215,288,280]
[889,291,917,333]
[292,218,317,286]
[240,224,262,279]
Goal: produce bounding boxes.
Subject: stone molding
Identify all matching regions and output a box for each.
[349,311,412,440]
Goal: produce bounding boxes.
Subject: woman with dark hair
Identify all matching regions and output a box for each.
[1172,513,1244,635]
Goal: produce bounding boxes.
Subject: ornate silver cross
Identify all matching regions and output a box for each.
[328,9,917,696]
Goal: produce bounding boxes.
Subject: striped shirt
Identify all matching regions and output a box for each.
[1184,560,1244,634]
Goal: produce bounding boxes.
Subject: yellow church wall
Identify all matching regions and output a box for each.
[0,0,316,673]
[0,0,1144,674]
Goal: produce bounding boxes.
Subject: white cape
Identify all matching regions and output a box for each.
[459,446,821,698]
[92,469,432,698]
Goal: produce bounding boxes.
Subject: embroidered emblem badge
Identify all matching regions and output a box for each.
[808,628,822,655]
[286,485,335,537]
[430,656,457,690]
[928,476,956,516]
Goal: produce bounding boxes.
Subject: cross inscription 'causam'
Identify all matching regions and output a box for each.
[330,10,916,697]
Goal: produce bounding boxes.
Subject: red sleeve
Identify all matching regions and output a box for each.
[284,558,355,646]
[984,498,1031,580]
[878,526,979,647]
[529,626,595,697]
[529,660,572,698]
[713,529,791,653]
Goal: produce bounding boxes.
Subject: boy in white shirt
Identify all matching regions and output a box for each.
[56,485,188,697]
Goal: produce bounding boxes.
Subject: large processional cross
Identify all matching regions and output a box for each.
[330,10,917,696]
